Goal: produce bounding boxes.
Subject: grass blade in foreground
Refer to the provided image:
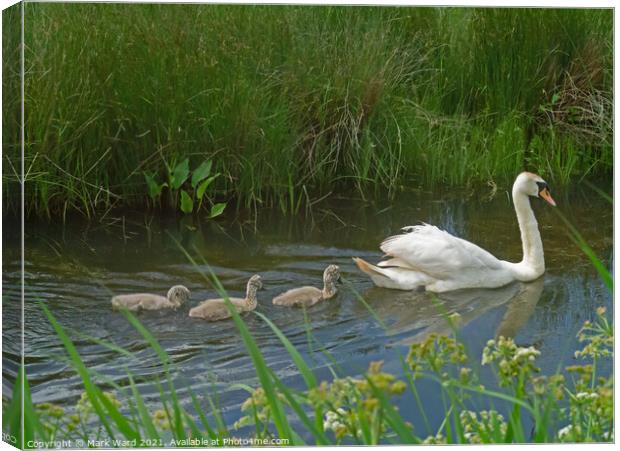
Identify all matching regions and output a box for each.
[254,310,329,440]
[168,233,297,442]
[4,368,24,447]
[41,303,138,441]
[127,373,160,441]
[266,368,329,444]
[253,311,317,389]
[121,309,186,441]
[4,366,49,448]
[220,288,298,442]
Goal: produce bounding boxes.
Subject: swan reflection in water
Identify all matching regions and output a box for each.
[358,277,544,345]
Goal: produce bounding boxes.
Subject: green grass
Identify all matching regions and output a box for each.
[2,4,613,218]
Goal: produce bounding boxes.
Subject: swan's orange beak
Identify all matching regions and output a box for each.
[539,188,556,207]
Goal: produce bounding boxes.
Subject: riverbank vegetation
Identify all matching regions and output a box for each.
[2,5,613,218]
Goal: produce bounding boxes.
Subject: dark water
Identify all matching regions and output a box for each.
[2,186,613,439]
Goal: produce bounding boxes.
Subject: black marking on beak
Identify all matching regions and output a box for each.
[536,181,557,206]
[536,181,548,194]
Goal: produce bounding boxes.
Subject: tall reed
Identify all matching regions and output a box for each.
[3,5,613,217]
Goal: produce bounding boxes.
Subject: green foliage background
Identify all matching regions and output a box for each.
[2,4,613,217]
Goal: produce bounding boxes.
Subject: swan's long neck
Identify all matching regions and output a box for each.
[512,187,544,274]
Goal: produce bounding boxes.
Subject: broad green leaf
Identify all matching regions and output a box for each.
[180,190,194,214]
[144,172,166,199]
[196,174,218,201]
[209,202,226,218]
[191,160,212,188]
[170,158,190,190]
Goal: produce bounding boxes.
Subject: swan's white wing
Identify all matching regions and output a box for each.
[379,224,504,279]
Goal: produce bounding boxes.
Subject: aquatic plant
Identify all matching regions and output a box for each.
[144,157,225,216]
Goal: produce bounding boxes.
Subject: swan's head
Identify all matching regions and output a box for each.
[515,172,556,206]
[167,285,191,305]
[323,265,342,285]
[247,274,263,291]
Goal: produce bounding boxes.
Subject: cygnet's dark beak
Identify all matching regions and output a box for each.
[337,276,343,284]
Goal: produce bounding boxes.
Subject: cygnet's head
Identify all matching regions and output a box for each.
[167,285,191,305]
[247,274,263,291]
[514,172,556,206]
[323,265,341,285]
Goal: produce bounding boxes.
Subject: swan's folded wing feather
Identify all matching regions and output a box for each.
[379,224,503,279]
[376,257,419,270]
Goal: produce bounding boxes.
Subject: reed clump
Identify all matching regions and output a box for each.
[2,5,612,217]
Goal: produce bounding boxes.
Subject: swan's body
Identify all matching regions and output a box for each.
[189,275,262,321]
[354,172,556,292]
[273,265,341,307]
[111,285,190,311]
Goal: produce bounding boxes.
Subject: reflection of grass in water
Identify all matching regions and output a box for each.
[555,209,613,292]
[7,222,613,445]
[3,4,612,217]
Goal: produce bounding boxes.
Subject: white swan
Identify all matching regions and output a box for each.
[353,172,556,292]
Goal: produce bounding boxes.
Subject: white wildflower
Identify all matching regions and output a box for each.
[448,312,462,324]
[558,424,581,440]
[514,346,540,361]
[422,433,445,444]
[575,391,598,401]
[323,408,347,431]
[460,410,477,422]
[481,351,493,366]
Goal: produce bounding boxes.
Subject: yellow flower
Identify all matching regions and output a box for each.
[335,425,348,440]
[390,380,407,395]
[362,398,379,410]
